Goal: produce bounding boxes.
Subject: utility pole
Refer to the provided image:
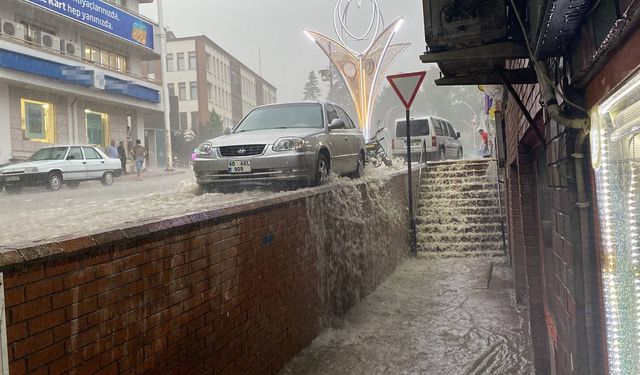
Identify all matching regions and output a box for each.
[157,0,173,170]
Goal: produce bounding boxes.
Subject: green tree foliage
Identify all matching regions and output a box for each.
[302,70,322,101]
[205,110,224,138]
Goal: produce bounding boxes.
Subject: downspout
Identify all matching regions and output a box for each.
[535,61,598,374]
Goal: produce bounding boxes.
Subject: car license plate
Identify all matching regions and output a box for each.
[5,176,20,182]
[227,160,251,173]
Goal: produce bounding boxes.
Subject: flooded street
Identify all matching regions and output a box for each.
[280,256,535,375]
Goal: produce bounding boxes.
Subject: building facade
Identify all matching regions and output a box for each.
[421,1,640,374]
[0,0,164,166]
[144,32,277,133]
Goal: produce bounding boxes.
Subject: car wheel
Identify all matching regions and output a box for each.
[45,172,63,191]
[313,152,330,186]
[351,152,365,179]
[101,171,114,186]
[457,148,463,159]
[5,184,22,194]
[67,181,80,189]
[439,146,446,161]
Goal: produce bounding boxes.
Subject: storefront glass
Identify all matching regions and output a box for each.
[592,70,640,375]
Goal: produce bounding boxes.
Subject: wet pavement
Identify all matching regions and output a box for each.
[280,256,535,375]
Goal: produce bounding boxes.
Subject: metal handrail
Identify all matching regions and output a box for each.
[413,142,426,221]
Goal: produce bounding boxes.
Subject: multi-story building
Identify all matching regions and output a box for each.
[144,32,277,133]
[0,0,164,165]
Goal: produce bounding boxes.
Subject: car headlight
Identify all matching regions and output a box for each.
[198,142,213,156]
[25,167,39,173]
[273,137,305,152]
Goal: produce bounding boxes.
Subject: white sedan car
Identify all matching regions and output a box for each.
[0,146,122,194]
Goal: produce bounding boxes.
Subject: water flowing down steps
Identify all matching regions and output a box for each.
[417,159,507,258]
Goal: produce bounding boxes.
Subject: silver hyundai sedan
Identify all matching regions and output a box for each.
[193,102,366,189]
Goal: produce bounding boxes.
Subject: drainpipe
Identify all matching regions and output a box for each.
[535,61,597,374]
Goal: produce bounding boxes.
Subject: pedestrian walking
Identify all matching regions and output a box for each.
[117,141,128,174]
[131,139,146,181]
[478,129,489,157]
[106,140,119,159]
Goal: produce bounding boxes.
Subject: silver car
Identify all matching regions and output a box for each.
[193,102,366,188]
[0,146,122,194]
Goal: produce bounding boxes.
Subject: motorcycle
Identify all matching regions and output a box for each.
[365,127,393,167]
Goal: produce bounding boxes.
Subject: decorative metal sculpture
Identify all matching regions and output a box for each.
[305,0,410,137]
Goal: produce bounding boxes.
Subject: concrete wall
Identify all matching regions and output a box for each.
[0,172,413,374]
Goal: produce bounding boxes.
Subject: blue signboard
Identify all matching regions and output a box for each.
[24,0,155,50]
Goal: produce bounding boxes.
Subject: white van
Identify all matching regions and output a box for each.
[391,116,463,161]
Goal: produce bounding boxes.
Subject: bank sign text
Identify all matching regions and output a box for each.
[24,0,154,50]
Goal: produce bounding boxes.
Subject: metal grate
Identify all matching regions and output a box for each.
[219,145,266,157]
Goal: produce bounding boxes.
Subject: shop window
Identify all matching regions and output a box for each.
[592,70,640,375]
[21,99,55,143]
[188,52,197,70]
[168,83,175,97]
[85,110,109,147]
[83,44,127,72]
[179,112,188,129]
[191,112,199,128]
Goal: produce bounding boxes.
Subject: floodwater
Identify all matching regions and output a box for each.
[280,256,535,375]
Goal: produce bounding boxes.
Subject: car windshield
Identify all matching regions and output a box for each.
[29,147,68,161]
[396,120,429,137]
[234,104,323,132]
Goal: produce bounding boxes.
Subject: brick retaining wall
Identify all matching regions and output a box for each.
[0,171,413,374]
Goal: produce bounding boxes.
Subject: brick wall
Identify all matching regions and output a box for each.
[0,172,412,374]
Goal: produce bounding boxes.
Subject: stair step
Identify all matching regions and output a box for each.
[417,214,505,225]
[422,182,498,192]
[419,206,503,216]
[417,250,505,259]
[419,192,500,201]
[422,176,497,185]
[419,232,504,243]
[418,241,505,253]
[417,222,504,233]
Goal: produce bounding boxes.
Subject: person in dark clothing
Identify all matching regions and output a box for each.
[117,141,128,174]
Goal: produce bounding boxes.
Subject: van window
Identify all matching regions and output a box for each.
[447,123,457,138]
[396,119,429,137]
[434,120,445,136]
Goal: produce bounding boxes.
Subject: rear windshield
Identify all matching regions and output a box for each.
[396,119,429,137]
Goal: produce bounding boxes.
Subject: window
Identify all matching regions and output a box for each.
[86,111,108,146]
[166,54,174,72]
[188,52,197,70]
[190,82,198,100]
[396,119,429,137]
[21,99,54,143]
[206,54,212,72]
[83,44,127,71]
[434,120,444,136]
[325,104,339,124]
[67,147,83,160]
[168,83,175,97]
[178,83,187,100]
[336,107,356,129]
[177,52,185,71]
[447,123,457,139]
[191,112,199,128]
[208,83,213,101]
[82,147,102,160]
[179,112,188,129]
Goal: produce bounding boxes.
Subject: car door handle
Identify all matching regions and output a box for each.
[344,137,348,141]
[101,161,105,164]
[82,162,87,164]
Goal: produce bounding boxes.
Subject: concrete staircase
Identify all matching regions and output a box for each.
[416,159,506,257]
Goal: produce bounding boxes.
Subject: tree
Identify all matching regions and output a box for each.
[302,71,321,101]
[204,110,224,139]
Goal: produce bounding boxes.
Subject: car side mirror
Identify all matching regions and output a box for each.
[223,127,231,136]
[329,119,345,131]
[456,132,461,139]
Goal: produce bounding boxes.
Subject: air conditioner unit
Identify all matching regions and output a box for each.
[0,20,26,40]
[41,32,60,51]
[62,41,81,57]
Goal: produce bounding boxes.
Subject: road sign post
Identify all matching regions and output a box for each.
[387,72,426,256]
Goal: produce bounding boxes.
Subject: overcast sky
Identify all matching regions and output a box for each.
[140,0,434,102]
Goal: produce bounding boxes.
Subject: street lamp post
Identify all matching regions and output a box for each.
[157,0,173,170]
